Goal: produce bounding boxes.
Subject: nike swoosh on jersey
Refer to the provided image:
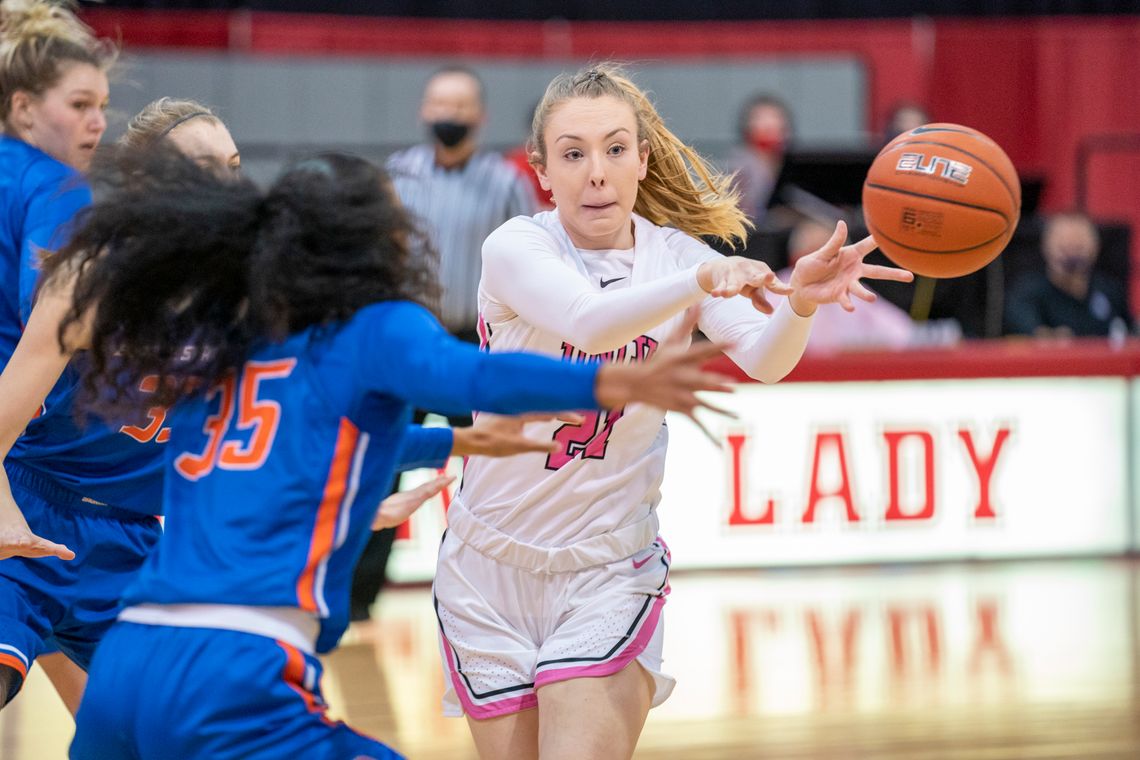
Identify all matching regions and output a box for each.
[632,555,653,569]
[600,276,627,288]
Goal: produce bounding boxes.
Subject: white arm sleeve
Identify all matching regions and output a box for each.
[673,235,813,384]
[699,296,813,384]
[481,218,708,354]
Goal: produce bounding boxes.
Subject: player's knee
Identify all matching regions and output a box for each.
[0,663,23,708]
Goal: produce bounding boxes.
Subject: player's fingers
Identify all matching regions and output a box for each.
[685,412,723,449]
[690,368,737,394]
[850,280,877,303]
[37,539,75,561]
[665,390,734,420]
[509,413,549,423]
[679,339,729,365]
[749,289,775,315]
[694,394,739,418]
[741,265,772,286]
[659,366,735,402]
[838,291,855,312]
[862,263,915,282]
[817,220,847,258]
[411,474,456,499]
[373,475,456,529]
[511,412,577,425]
[12,543,74,561]
[502,412,588,426]
[712,272,742,298]
[763,274,794,296]
[845,233,879,259]
[506,435,559,454]
[665,306,702,347]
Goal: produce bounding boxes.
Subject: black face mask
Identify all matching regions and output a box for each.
[1057,255,1093,276]
[431,120,471,148]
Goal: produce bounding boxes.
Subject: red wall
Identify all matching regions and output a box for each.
[82,10,1140,301]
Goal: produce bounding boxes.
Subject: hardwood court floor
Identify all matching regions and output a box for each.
[4,558,1140,758]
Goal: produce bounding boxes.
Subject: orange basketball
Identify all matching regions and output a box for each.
[862,123,1021,278]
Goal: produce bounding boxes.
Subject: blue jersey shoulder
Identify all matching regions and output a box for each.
[1,138,160,514]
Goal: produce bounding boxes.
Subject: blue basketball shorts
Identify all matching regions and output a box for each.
[0,463,160,701]
[71,622,402,760]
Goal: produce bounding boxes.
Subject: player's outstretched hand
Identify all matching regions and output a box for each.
[789,220,914,312]
[451,413,585,458]
[0,506,74,560]
[594,308,735,420]
[372,474,456,530]
[697,256,793,314]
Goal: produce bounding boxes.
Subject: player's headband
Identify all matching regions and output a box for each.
[156,111,213,140]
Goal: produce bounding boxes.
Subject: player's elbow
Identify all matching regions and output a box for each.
[736,346,802,384]
[745,365,791,385]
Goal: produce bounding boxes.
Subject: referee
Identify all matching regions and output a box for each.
[351,65,538,623]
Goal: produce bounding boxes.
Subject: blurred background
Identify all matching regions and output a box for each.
[4,1,1140,758]
[81,0,1140,339]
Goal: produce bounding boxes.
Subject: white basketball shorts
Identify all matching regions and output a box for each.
[432,530,675,720]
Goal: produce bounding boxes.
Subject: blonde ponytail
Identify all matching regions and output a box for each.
[530,62,750,247]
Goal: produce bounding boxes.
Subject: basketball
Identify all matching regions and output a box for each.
[862,123,1021,278]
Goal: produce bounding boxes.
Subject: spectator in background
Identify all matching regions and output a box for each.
[1005,211,1133,339]
[387,65,539,344]
[354,66,539,624]
[882,100,931,145]
[505,100,554,210]
[775,218,918,355]
[724,93,793,228]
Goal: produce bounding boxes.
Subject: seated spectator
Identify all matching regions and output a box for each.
[1004,211,1133,339]
[724,93,793,228]
[882,100,931,145]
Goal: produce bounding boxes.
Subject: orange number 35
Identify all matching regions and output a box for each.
[175,359,297,481]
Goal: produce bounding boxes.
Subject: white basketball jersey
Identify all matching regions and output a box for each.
[456,211,727,551]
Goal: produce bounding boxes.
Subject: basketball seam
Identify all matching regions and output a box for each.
[867,219,1011,256]
[877,139,1020,205]
[864,181,1013,226]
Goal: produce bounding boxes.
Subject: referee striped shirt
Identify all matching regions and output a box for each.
[387,144,538,333]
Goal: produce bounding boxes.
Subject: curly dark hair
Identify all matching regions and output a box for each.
[44,145,439,416]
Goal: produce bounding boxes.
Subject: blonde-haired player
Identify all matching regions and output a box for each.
[433,62,913,759]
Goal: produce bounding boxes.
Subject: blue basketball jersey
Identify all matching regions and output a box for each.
[0,135,89,364]
[124,300,597,652]
[0,136,166,514]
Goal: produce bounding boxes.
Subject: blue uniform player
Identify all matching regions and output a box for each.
[0,0,122,711]
[44,149,729,758]
[0,86,557,718]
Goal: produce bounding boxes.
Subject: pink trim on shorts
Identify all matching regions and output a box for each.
[533,594,665,689]
[439,628,538,720]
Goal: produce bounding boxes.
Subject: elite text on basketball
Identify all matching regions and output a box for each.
[895,152,973,185]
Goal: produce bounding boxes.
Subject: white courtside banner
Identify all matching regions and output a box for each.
[388,378,1130,582]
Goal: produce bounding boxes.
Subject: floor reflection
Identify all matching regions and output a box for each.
[4,558,1140,759]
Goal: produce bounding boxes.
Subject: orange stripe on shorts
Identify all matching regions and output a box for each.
[0,653,28,679]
